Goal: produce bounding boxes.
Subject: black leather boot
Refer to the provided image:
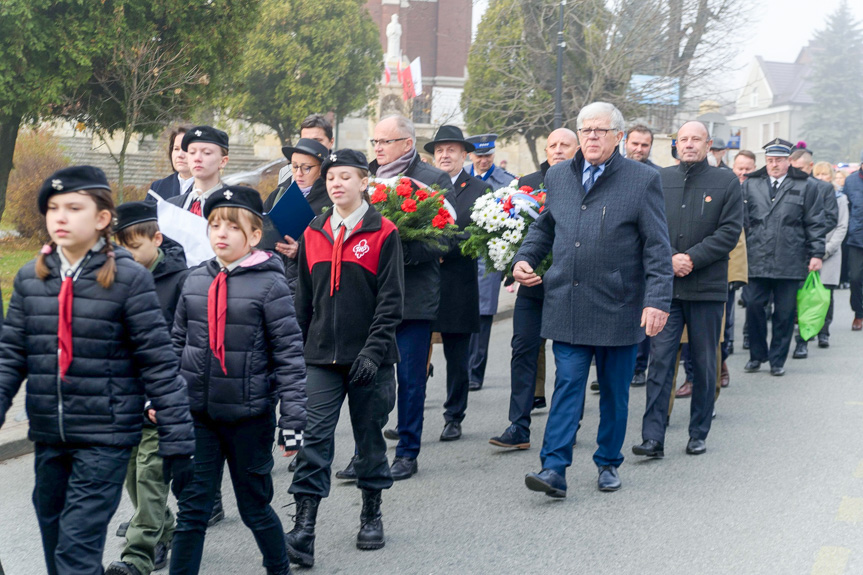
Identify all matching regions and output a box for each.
[285,495,319,567]
[356,489,385,550]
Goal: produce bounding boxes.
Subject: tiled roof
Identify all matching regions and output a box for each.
[758,56,814,105]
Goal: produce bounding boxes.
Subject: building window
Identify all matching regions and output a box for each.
[750,88,759,108]
[773,121,781,139]
[411,94,431,125]
[761,123,770,143]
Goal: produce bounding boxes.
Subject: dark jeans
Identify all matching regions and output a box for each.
[290,364,396,498]
[540,342,637,473]
[395,320,432,458]
[509,295,543,434]
[33,443,131,575]
[642,300,724,444]
[747,277,801,368]
[848,245,863,319]
[171,412,287,575]
[442,332,472,423]
[468,315,494,385]
[722,287,737,361]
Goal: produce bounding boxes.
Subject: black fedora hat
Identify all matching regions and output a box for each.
[281,138,329,163]
[423,125,475,154]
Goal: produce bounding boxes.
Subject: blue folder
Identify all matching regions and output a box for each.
[264,181,317,241]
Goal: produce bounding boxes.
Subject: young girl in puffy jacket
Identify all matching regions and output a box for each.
[0,166,195,575]
[169,185,306,575]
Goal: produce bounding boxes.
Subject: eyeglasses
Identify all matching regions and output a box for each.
[291,164,318,174]
[369,137,409,147]
[578,128,613,137]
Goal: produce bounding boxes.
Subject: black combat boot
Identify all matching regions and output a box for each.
[284,495,320,567]
[266,563,293,575]
[356,489,385,550]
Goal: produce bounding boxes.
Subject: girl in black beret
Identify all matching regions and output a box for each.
[285,150,404,566]
[0,166,196,575]
[169,186,306,575]
[166,125,230,216]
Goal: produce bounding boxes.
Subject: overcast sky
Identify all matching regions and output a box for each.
[471,0,863,98]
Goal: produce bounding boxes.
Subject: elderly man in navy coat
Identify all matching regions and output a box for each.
[514,102,673,497]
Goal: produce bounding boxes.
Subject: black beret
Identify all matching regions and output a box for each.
[38,165,111,215]
[203,186,264,219]
[115,201,158,232]
[181,125,229,152]
[281,138,329,163]
[320,149,369,178]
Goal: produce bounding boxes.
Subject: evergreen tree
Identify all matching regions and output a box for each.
[803,0,863,161]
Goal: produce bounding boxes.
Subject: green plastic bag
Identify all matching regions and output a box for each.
[797,271,831,341]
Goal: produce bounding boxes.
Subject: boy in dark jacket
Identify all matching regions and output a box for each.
[106,202,191,575]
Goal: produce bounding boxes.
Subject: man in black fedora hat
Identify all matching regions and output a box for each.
[424,126,489,448]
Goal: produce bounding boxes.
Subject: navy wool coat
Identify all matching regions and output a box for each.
[514,150,673,347]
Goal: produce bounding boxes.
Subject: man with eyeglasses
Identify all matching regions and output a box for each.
[464,133,517,394]
[742,138,827,376]
[334,115,454,480]
[514,102,673,497]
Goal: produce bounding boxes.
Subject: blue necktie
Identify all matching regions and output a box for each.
[585,165,599,192]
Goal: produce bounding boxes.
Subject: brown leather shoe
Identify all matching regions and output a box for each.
[853,318,863,331]
[675,381,693,398]
[720,361,730,388]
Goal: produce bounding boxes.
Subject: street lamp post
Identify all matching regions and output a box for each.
[554,0,566,129]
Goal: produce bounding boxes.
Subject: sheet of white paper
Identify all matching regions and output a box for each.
[148,191,215,267]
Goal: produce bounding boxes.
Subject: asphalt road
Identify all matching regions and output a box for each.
[2,294,863,575]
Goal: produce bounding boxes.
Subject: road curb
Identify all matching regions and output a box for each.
[0,436,33,463]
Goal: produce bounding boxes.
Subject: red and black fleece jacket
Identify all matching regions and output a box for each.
[295,207,404,367]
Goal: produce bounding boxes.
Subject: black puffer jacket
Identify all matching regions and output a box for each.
[172,251,307,431]
[0,248,195,457]
[153,239,190,325]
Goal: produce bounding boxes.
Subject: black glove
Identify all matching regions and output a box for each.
[348,355,378,387]
[163,455,195,495]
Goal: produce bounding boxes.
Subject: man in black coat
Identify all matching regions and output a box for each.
[335,115,453,481]
[423,125,487,451]
[631,121,743,459]
[743,138,827,376]
[489,127,578,450]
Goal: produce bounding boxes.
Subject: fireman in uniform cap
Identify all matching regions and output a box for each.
[742,138,827,377]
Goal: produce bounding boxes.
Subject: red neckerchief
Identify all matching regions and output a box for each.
[57,276,74,380]
[189,197,202,216]
[330,224,345,296]
[208,269,228,374]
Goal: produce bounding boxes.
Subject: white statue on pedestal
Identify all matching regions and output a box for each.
[386,14,402,63]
